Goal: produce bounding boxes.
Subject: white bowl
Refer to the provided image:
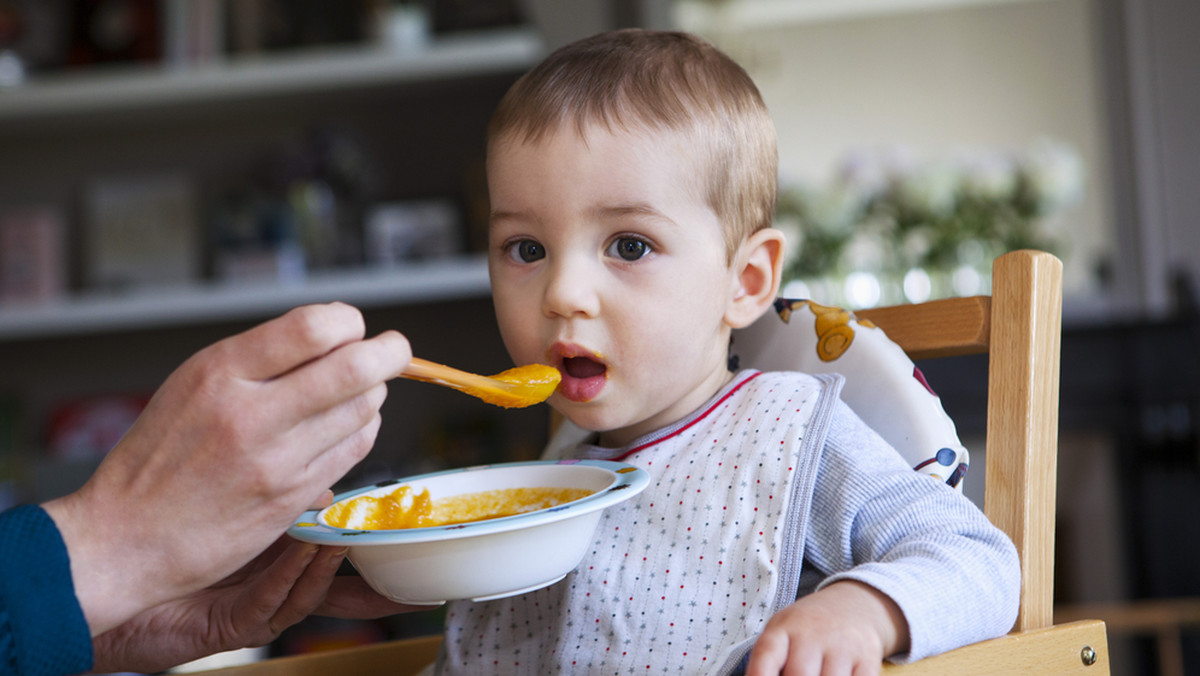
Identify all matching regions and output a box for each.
[288,459,648,605]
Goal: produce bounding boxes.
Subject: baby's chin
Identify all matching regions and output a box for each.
[550,404,650,450]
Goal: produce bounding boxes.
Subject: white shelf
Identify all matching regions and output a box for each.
[0,28,544,124]
[675,0,1058,30]
[0,255,492,341]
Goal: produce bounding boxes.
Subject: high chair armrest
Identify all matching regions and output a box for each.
[881,620,1109,675]
[205,633,442,676]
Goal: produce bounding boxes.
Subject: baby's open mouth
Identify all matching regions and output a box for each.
[563,356,606,379]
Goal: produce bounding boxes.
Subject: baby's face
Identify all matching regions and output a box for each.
[487,124,740,447]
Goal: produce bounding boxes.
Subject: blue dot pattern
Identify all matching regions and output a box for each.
[438,371,828,674]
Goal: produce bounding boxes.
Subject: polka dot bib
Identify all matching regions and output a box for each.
[437,371,838,675]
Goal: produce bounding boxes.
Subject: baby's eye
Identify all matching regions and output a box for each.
[506,239,546,263]
[607,236,651,262]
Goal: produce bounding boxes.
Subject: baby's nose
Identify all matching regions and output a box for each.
[542,259,601,318]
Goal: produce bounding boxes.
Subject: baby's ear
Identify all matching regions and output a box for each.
[725,228,786,329]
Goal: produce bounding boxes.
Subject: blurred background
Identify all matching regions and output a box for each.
[0,0,1195,672]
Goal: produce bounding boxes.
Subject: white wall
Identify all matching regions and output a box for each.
[682,0,1112,299]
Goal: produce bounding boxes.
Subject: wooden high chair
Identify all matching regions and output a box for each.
[204,249,1108,675]
[865,250,1109,673]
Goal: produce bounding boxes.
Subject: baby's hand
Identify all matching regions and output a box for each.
[745,580,909,676]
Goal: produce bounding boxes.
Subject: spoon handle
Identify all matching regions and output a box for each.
[401,357,509,393]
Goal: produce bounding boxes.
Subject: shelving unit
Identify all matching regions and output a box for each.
[0,28,544,123]
[0,255,491,342]
[0,28,543,343]
[0,22,550,496]
[673,0,1054,29]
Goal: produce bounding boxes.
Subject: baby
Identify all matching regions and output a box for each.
[432,29,1019,675]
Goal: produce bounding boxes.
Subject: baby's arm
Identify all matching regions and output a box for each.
[747,400,1018,673]
[746,579,908,676]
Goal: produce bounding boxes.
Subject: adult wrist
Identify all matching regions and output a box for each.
[42,490,171,636]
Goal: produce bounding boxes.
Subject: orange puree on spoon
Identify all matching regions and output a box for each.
[477,364,562,407]
[401,359,561,408]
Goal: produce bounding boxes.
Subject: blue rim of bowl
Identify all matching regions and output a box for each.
[287,459,649,545]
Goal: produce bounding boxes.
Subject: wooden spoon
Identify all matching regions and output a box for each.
[400,358,561,408]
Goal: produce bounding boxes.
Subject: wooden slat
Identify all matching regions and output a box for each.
[857,295,991,360]
[1059,598,1200,676]
[1056,598,1200,634]
[983,250,1063,633]
[210,621,1111,676]
[882,620,1109,675]
[210,634,441,676]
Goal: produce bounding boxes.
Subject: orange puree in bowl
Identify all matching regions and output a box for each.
[323,485,594,530]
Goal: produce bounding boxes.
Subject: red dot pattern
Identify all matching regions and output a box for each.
[437,372,823,674]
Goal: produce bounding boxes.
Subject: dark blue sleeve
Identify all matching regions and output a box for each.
[0,505,93,676]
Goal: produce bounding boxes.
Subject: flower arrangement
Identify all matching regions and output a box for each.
[778,139,1083,306]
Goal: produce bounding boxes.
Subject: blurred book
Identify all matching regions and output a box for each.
[83,174,200,291]
[0,205,66,306]
[227,0,376,55]
[67,0,161,66]
[0,0,71,78]
[429,0,524,35]
[365,199,461,264]
[162,0,225,67]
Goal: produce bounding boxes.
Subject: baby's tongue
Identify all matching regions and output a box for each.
[563,356,606,378]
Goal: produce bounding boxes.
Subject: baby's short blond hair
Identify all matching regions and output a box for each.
[487,29,777,262]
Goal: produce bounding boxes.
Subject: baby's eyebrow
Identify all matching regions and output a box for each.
[489,209,534,225]
[592,203,680,228]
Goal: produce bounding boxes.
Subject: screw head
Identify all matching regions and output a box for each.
[1081,645,1097,666]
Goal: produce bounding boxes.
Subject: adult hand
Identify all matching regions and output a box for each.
[43,303,412,637]
[91,535,419,674]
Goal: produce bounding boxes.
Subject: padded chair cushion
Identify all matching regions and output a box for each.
[730,298,969,489]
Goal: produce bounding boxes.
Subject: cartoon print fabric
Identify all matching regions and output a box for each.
[733,298,969,489]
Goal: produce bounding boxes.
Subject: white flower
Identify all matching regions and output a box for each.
[899,228,933,266]
[837,146,916,197]
[960,152,1018,201]
[895,161,958,218]
[843,229,887,270]
[1021,139,1084,214]
[788,182,867,237]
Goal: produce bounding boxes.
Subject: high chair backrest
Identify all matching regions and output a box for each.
[731,248,1060,632]
[854,249,1063,633]
[866,250,1108,674]
[730,296,975,493]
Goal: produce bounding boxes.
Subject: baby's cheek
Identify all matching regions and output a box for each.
[495,315,537,362]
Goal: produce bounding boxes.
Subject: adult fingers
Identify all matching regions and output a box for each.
[317,576,423,619]
[215,303,368,382]
[310,490,335,510]
[295,412,384,489]
[263,381,388,473]
[264,546,349,637]
[235,536,299,579]
[266,329,410,426]
[230,541,320,635]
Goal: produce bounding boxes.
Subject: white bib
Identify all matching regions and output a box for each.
[437,372,838,675]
